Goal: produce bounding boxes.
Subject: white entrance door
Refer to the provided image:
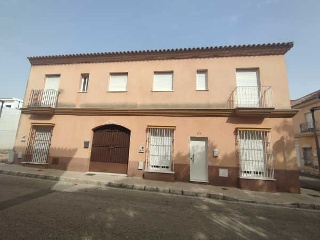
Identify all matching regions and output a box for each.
[236,70,259,107]
[43,75,60,107]
[190,137,208,182]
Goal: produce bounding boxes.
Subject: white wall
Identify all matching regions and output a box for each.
[0,107,21,149]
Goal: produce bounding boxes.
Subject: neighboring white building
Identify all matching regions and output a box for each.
[0,98,23,150]
[0,97,23,110]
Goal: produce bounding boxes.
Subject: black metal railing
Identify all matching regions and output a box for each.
[28,90,59,108]
[300,121,319,133]
[228,86,273,108]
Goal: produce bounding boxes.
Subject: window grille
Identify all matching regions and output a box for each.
[145,128,175,171]
[237,129,274,179]
[25,126,53,164]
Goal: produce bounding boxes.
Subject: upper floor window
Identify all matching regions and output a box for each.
[153,72,173,91]
[196,70,208,91]
[109,73,128,92]
[305,112,314,129]
[80,74,89,92]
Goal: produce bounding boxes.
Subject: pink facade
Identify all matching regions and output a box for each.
[291,90,320,175]
[14,42,300,193]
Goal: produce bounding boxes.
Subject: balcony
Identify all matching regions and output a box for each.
[300,122,320,133]
[27,90,59,114]
[229,86,273,109]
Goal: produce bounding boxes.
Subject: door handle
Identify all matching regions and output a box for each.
[190,153,194,163]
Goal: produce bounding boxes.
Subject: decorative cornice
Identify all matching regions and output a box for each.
[28,42,294,66]
[21,107,298,118]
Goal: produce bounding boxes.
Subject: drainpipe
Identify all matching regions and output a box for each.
[0,100,4,118]
[310,106,320,173]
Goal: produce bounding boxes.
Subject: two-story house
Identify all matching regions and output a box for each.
[13,42,300,193]
[291,90,320,175]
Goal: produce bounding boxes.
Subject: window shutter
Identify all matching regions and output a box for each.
[196,71,207,90]
[236,70,258,87]
[109,73,128,92]
[153,72,173,91]
[236,70,259,107]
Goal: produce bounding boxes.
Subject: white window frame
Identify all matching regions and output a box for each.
[109,73,128,92]
[145,127,175,172]
[80,74,89,92]
[153,72,173,92]
[196,70,208,91]
[237,129,274,179]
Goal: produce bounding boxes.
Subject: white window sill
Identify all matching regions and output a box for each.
[196,89,209,91]
[151,90,174,92]
[21,162,49,165]
[107,91,127,93]
[240,177,275,181]
[144,170,175,174]
[78,91,88,93]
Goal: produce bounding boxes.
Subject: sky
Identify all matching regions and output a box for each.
[0,0,319,100]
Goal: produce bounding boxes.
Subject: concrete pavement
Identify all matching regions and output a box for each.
[0,163,320,210]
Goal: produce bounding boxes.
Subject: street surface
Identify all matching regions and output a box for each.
[0,175,319,240]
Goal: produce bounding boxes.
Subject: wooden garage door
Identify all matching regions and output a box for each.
[89,124,130,173]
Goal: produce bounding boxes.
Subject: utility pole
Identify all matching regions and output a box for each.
[310,106,320,173]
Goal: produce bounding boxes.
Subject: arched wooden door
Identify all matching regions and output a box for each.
[89,124,130,174]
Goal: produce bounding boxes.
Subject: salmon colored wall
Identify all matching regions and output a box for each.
[14,113,297,175]
[292,100,320,134]
[23,55,291,110]
[296,135,319,166]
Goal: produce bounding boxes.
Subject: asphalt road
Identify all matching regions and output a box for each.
[0,175,319,240]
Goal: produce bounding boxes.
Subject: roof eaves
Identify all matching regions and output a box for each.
[28,42,294,65]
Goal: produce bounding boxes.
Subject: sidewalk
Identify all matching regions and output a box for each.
[1,163,320,210]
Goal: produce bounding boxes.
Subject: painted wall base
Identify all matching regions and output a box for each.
[143,171,175,182]
[240,178,277,192]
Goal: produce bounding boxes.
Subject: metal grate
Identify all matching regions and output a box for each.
[25,126,53,163]
[300,121,319,133]
[28,89,59,108]
[228,86,273,108]
[145,128,175,171]
[237,129,274,179]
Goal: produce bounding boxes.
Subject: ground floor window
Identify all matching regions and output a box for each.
[302,147,313,166]
[25,125,53,164]
[146,127,175,171]
[237,129,274,179]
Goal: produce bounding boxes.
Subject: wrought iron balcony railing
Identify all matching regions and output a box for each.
[28,90,59,108]
[228,86,273,108]
[300,121,319,133]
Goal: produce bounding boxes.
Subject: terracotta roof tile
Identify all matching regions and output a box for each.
[291,89,320,107]
[28,42,294,66]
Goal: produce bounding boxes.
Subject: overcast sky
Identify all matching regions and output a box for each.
[0,0,319,100]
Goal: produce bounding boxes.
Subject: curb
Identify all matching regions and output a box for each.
[0,170,319,211]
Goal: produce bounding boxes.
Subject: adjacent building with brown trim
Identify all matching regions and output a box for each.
[13,42,300,193]
[291,90,320,175]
